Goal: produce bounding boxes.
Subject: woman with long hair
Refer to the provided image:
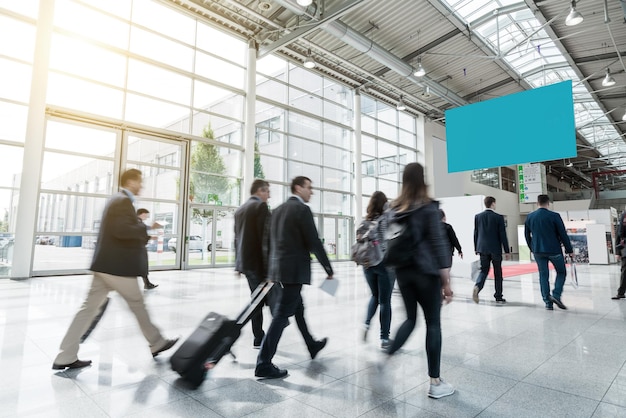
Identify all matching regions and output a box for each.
[361,191,394,350]
[387,162,454,399]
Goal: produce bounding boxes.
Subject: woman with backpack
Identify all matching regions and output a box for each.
[386,162,455,399]
[360,191,394,350]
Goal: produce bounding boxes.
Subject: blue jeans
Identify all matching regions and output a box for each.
[363,264,394,340]
[534,253,566,306]
[475,252,504,300]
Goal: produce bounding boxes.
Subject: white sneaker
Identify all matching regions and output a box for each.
[362,324,369,342]
[428,379,455,399]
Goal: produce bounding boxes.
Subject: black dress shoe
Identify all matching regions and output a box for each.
[145,283,159,290]
[52,359,92,370]
[255,364,288,379]
[611,294,625,300]
[309,337,328,359]
[152,338,179,358]
[495,298,507,304]
[549,295,567,310]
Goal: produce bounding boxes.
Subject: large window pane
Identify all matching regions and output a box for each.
[257,129,284,157]
[323,123,349,149]
[288,136,320,165]
[190,140,240,204]
[324,100,351,124]
[125,93,190,131]
[131,0,195,45]
[127,59,192,106]
[289,65,323,94]
[0,15,35,61]
[47,73,124,119]
[194,82,244,120]
[32,234,96,271]
[190,113,242,145]
[323,145,351,171]
[50,34,127,87]
[323,191,350,215]
[129,26,194,72]
[37,193,107,233]
[195,51,244,89]
[53,0,129,49]
[0,144,22,187]
[0,102,28,143]
[257,154,284,182]
[45,120,117,156]
[323,167,351,192]
[257,76,288,104]
[288,112,321,141]
[41,152,115,193]
[290,87,322,116]
[196,22,246,65]
[0,59,31,102]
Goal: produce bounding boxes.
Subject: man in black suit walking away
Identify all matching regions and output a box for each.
[234,179,271,348]
[473,196,510,304]
[255,176,333,379]
[52,169,178,370]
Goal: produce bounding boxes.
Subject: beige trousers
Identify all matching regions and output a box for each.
[54,271,167,365]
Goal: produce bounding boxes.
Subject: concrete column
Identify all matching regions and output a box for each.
[242,39,257,204]
[11,0,55,278]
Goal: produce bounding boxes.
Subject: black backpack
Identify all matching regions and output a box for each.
[383,213,415,268]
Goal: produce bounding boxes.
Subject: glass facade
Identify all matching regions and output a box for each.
[0,0,422,277]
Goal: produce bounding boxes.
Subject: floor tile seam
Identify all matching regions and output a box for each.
[600,356,626,404]
[516,377,607,403]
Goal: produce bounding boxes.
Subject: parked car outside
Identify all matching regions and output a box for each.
[168,236,211,253]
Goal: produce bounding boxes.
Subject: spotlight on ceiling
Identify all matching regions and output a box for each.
[565,0,584,26]
[602,68,616,87]
[396,95,407,111]
[413,57,426,77]
[297,0,313,6]
[303,48,316,69]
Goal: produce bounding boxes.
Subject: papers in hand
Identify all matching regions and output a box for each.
[319,278,338,296]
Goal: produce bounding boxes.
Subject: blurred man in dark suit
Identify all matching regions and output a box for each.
[234,179,271,348]
[255,176,333,379]
[52,169,178,370]
[473,196,510,304]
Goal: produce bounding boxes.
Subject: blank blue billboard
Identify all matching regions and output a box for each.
[445,80,576,173]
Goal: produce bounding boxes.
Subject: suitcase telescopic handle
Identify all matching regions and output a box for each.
[236,281,274,325]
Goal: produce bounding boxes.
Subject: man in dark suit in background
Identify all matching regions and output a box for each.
[255,176,333,379]
[525,194,573,310]
[52,169,178,370]
[234,179,271,348]
[473,196,510,304]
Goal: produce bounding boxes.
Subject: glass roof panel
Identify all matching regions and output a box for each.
[439,0,623,170]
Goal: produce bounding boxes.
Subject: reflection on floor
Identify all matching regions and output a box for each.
[2,261,626,417]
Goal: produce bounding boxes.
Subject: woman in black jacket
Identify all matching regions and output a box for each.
[387,162,454,399]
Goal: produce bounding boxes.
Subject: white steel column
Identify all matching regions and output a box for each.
[242,39,257,204]
[11,0,54,278]
[353,89,363,225]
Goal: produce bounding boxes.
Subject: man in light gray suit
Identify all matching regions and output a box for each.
[255,176,334,379]
[52,169,178,370]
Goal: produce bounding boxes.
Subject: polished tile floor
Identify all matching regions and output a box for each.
[3,260,626,417]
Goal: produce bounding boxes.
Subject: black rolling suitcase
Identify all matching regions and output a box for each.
[170,281,275,387]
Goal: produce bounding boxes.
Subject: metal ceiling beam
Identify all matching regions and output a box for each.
[258,0,368,58]
[374,28,462,77]
[575,51,626,64]
[273,0,468,107]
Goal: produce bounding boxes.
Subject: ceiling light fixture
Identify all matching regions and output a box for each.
[414,57,426,77]
[297,0,313,6]
[602,68,616,87]
[397,95,407,111]
[565,0,584,26]
[303,48,316,69]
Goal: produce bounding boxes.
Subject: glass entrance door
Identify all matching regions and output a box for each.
[321,215,353,261]
[184,204,236,268]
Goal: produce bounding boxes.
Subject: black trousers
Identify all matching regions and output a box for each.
[256,283,314,368]
[618,257,626,296]
[388,268,442,378]
[475,252,504,299]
